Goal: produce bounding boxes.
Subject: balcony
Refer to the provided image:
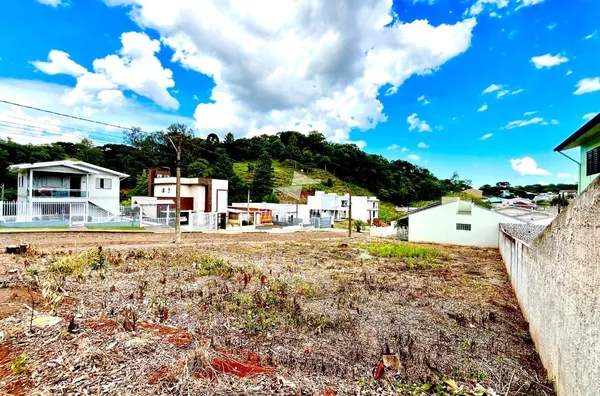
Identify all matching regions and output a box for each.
[30,188,87,198]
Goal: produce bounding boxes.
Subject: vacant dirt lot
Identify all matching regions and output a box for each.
[0,232,553,395]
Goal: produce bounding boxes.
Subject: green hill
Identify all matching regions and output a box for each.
[233,160,397,221]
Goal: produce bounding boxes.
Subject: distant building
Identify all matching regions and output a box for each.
[147,169,228,214]
[8,160,128,225]
[493,206,554,225]
[307,191,379,223]
[554,113,600,193]
[231,202,308,225]
[407,197,523,247]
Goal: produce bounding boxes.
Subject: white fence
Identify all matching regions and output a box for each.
[189,212,218,231]
[0,201,87,225]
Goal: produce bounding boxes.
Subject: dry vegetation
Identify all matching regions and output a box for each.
[0,232,554,395]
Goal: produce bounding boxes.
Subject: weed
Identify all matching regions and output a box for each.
[360,242,443,260]
[194,256,238,278]
[10,353,31,376]
[48,249,100,278]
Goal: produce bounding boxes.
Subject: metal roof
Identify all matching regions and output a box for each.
[554,113,600,151]
[8,160,129,178]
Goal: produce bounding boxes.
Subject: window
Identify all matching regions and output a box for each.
[587,146,600,176]
[162,188,165,193]
[456,223,472,231]
[96,178,112,190]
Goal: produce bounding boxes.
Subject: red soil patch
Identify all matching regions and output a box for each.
[148,366,173,385]
[209,355,273,378]
[137,321,193,347]
[0,287,43,320]
[324,388,337,396]
[0,343,31,396]
[84,319,117,332]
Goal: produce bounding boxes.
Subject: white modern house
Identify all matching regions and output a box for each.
[307,191,379,223]
[5,160,128,225]
[407,197,524,247]
[231,202,309,225]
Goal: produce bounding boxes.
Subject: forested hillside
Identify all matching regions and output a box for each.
[2,123,559,209]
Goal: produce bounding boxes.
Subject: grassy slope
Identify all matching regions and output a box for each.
[234,161,398,220]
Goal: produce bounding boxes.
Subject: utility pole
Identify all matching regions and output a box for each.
[348,188,352,238]
[175,135,182,244]
[168,134,182,244]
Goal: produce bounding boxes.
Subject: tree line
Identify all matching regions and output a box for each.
[1,124,477,205]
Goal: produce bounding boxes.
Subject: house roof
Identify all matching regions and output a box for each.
[554,113,600,151]
[8,160,129,178]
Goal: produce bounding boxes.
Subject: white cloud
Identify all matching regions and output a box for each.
[538,181,549,186]
[467,0,545,16]
[511,88,524,95]
[515,0,547,10]
[477,104,488,112]
[523,111,537,116]
[566,70,573,76]
[496,89,510,98]
[417,95,430,105]
[574,78,600,95]
[407,113,432,132]
[557,172,571,178]
[550,119,559,125]
[33,32,178,115]
[585,30,597,40]
[547,22,556,30]
[36,0,65,6]
[32,50,87,77]
[583,113,598,121]
[417,142,429,148]
[483,84,503,94]
[387,144,399,150]
[503,117,556,129]
[510,157,551,176]
[0,78,194,144]
[530,53,568,69]
[401,146,409,152]
[193,94,199,101]
[408,154,420,161]
[104,0,477,141]
[480,133,493,140]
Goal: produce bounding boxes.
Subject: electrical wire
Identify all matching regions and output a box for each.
[0,119,122,143]
[0,99,149,132]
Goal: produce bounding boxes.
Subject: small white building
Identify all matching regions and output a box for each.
[7,160,128,224]
[307,191,379,223]
[231,202,309,224]
[408,197,524,247]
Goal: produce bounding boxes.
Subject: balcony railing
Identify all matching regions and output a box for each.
[29,188,87,198]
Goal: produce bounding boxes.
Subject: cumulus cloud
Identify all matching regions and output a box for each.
[557,172,571,178]
[477,104,488,112]
[401,146,409,152]
[538,180,549,186]
[523,111,537,116]
[483,84,502,94]
[417,142,429,148]
[33,32,178,115]
[36,0,65,6]
[387,144,399,150]
[530,53,568,69]
[408,154,420,161]
[510,157,551,176]
[503,117,559,129]
[407,113,432,132]
[480,133,493,140]
[104,0,476,141]
[574,78,600,95]
[583,113,598,121]
[32,50,87,77]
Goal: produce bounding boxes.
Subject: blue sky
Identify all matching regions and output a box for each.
[0,0,598,188]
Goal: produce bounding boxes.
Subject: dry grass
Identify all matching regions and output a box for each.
[0,234,554,395]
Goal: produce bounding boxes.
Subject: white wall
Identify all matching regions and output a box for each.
[212,179,228,213]
[408,200,524,247]
[231,202,309,222]
[88,173,122,214]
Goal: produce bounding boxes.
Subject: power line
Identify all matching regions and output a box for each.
[0,123,119,145]
[0,121,120,144]
[0,99,147,132]
[0,118,123,142]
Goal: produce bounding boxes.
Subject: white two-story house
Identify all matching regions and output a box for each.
[7,160,128,224]
[307,191,379,223]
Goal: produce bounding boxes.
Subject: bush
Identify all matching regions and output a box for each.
[361,242,442,260]
[372,218,389,227]
[242,220,249,226]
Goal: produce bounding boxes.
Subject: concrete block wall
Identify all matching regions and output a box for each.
[499,177,600,396]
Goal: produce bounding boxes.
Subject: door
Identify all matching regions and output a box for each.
[70,176,82,197]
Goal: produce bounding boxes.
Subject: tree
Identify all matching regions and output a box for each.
[210,149,247,203]
[76,139,104,165]
[187,159,210,177]
[251,150,275,202]
[284,133,301,161]
[496,181,511,189]
[206,133,220,146]
[128,169,149,197]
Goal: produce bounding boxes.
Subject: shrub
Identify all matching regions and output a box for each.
[242,220,249,226]
[361,242,442,260]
